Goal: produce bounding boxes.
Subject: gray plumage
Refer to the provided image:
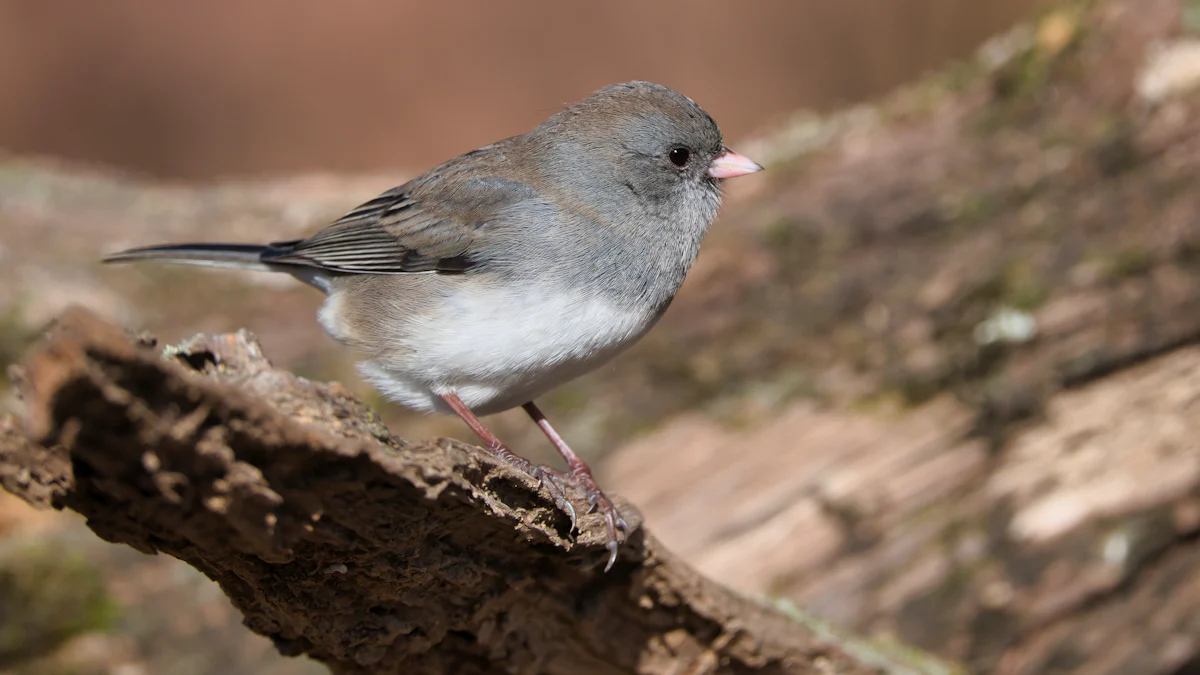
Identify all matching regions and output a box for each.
[105,81,763,570]
[106,81,747,415]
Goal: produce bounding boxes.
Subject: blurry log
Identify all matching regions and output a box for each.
[0,307,939,675]
[609,329,1200,675]
[599,1,1200,672]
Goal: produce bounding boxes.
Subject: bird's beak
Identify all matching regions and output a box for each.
[707,146,764,179]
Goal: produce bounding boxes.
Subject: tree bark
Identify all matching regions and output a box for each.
[0,307,930,675]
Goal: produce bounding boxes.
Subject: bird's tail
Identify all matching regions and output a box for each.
[102,243,278,272]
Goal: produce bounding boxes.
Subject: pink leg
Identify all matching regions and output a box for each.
[439,392,576,529]
[522,401,627,571]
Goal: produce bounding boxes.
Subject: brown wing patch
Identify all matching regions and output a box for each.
[262,191,477,274]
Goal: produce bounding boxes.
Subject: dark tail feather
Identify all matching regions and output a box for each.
[102,242,331,292]
[102,243,278,272]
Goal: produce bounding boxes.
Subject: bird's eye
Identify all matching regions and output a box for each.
[668,147,691,167]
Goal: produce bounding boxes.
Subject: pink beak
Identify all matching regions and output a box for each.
[708,146,764,179]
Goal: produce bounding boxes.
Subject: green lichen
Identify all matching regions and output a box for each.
[1185,0,1200,34]
[766,596,969,675]
[1091,117,1139,176]
[998,258,1048,311]
[1099,245,1152,280]
[849,389,911,415]
[0,303,38,392]
[543,385,591,416]
[952,192,994,227]
[0,543,119,667]
[973,0,1097,134]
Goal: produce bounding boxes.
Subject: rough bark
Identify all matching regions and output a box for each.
[609,346,1200,675]
[0,307,921,675]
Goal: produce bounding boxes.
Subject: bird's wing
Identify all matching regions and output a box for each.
[264,173,537,275]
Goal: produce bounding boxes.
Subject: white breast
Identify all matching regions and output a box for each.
[353,282,659,416]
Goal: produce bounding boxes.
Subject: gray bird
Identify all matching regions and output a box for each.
[103,81,763,571]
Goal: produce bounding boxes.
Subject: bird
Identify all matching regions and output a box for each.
[102,81,763,571]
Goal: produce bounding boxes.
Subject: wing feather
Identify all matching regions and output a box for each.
[262,174,531,274]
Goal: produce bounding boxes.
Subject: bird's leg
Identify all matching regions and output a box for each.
[439,392,576,530]
[522,401,627,571]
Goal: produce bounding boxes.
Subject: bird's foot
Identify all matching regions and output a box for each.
[527,465,578,533]
[484,441,626,571]
[543,466,628,572]
[485,442,577,533]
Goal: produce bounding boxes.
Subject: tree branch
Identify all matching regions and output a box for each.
[0,307,900,675]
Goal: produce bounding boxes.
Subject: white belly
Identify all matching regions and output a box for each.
[350,283,659,416]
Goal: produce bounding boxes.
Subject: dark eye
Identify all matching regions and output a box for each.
[668,147,691,167]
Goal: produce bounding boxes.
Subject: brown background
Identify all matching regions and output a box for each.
[0,0,1046,180]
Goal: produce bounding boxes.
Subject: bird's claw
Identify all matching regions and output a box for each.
[561,499,578,533]
[527,462,627,571]
[578,479,626,571]
[530,465,577,533]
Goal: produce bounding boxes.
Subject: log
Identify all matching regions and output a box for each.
[0,307,944,675]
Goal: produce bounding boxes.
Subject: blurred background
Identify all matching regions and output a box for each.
[0,0,1046,179]
[5,0,1200,673]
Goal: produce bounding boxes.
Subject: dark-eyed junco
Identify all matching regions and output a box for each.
[103,81,762,571]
